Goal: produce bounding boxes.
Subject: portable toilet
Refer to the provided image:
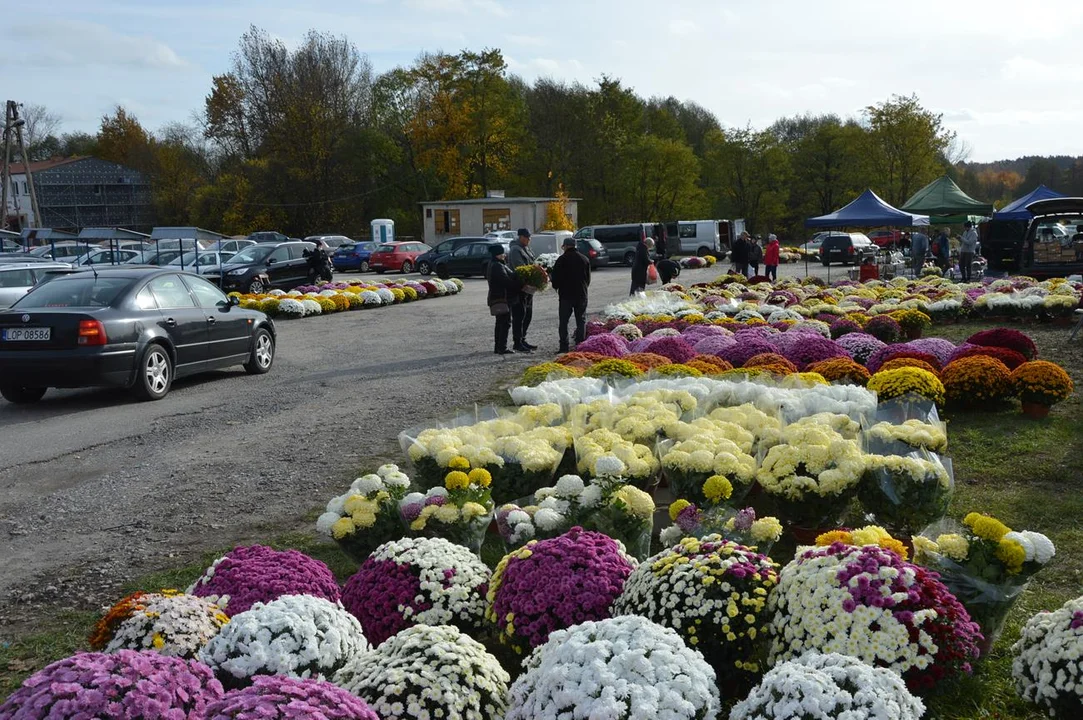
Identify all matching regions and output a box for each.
[371,219,394,244]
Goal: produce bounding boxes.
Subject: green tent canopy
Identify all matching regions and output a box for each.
[901,175,994,224]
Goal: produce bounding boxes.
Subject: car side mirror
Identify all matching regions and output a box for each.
[266,258,276,264]
[229,295,241,307]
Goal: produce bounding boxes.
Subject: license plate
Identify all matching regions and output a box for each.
[2,327,51,341]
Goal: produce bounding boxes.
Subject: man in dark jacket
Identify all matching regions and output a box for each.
[731,232,749,276]
[486,245,519,355]
[657,257,681,284]
[550,236,592,353]
[630,235,652,294]
[654,224,668,258]
[507,228,536,352]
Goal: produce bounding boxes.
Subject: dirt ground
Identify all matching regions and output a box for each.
[0,263,740,639]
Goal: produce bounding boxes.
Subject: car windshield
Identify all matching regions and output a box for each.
[229,245,273,264]
[14,276,133,308]
[376,244,396,252]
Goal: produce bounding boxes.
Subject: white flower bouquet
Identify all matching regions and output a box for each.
[316,464,412,562]
[199,595,369,688]
[334,624,510,720]
[574,429,659,488]
[509,377,608,407]
[866,418,948,454]
[1012,595,1083,717]
[505,615,719,720]
[858,453,953,537]
[756,424,866,529]
[658,433,757,507]
[493,474,601,548]
[398,467,494,554]
[732,653,925,720]
[577,472,656,560]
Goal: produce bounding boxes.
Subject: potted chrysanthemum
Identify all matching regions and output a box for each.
[1011,360,1074,419]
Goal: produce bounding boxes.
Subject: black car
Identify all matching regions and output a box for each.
[416,236,488,276]
[248,231,290,244]
[0,268,275,404]
[218,241,315,293]
[435,240,508,279]
[819,233,878,266]
[578,238,609,270]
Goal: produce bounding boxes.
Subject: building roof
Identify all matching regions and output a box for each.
[419,196,580,206]
[8,156,86,175]
[78,227,151,241]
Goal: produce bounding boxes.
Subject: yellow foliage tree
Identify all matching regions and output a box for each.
[542,183,576,231]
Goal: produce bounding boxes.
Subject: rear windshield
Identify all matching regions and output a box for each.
[14,276,133,308]
[230,245,273,264]
[822,236,853,248]
[376,244,396,252]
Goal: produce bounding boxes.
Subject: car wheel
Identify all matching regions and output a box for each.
[401,261,413,274]
[134,344,173,401]
[418,261,432,276]
[623,251,636,266]
[244,328,275,375]
[248,279,265,294]
[359,261,370,273]
[697,247,710,257]
[436,264,450,280]
[0,385,46,404]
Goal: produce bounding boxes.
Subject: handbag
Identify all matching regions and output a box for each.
[646,263,660,285]
[490,301,510,316]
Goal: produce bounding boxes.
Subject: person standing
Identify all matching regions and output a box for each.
[934,229,950,272]
[507,228,536,353]
[550,236,592,353]
[763,233,780,281]
[486,245,519,355]
[731,232,750,277]
[910,231,930,276]
[748,236,763,277]
[654,224,668,258]
[630,233,652,294]
[960,221,979,283]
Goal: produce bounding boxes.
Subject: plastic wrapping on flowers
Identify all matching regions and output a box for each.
[574,473,655,560]
[398,468,494,554]
[316,465,413,563]
[657,431,757,507]
[486,528,636,654]
[857,452,954,538]
[613,535,779,688]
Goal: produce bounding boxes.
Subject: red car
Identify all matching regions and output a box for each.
[867,230,905,248]
[367,242,430,274]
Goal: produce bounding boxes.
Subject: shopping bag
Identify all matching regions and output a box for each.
[646,264,660,285]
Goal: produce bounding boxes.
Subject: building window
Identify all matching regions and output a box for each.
[435,209,460,234]
[21,181,27,195]
[482,208,511,233]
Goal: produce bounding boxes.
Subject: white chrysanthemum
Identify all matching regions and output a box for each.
[199,595,368,683]
[659,525,684,546]
[593,454,627,478]
[1012,595,1083,714]
[334,624,509,720]
[350,474,385,495]
[533,508,564,531]
[101,593,228,659]
[376,288,395,304]
[554,474,585,496]
[579,484,603,509]
[1004,531,1036,562]
[732,653,925,720]
[1021,531,1056,564]
[376,463,400,478]
[360,290,381,305]
[506,616,718,720]
[277,298,305,318]
[301,299,322,315]
[316,512,341,536]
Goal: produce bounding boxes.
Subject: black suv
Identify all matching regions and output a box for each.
[820,233,878,266]
[416,236,488,276]
[218,241,315,293]
[435,240,508,279]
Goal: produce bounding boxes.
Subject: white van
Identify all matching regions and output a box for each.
[529,231,571,256]
[663,220,721,256]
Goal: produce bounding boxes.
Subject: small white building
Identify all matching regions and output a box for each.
[419,193,578,245]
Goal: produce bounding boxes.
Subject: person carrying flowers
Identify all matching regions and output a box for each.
[487,245,520,356]
[508,228,537,353]
[550,236,591,354]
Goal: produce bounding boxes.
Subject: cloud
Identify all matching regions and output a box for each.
[506,55,585,78]
[668,19,698,36]
[508,34,546,47]
[404,0,507,16]
[1001,55,1083,83]
[8,19,187,70]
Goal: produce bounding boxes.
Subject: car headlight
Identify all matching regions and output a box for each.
[227,268,248,276]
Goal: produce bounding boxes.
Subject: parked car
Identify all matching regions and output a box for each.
[573,223,653,266]
[434,240,508,279]
[484,230,518,242]
[368,241,429,274]
[167,251,236,275]
[0,254,59,265]
[332,241,380,272]
[662,220,722,256]
[205,239,256,254]
[800,233,829,253]
[124,249,185,267]
[415,237,488,276]
[867,230,906,248]
[28,242,93,261]
[247,231,290,244]
[0,268,275,404]
[73,248,143,266]
[1016,198,1083,278]
[527,231,569,256]
[219,241,314,293]
[0,263,72,308]
[819,233,878,266]
[577,238,609,269]
[0,239,25,253]
[304,234,352,249]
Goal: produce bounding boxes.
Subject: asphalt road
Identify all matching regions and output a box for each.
[0,259,836,626]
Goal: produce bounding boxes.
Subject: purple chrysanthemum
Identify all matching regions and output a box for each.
[693,334,737,357]
[189,546,340,617]
[775,333,849,370]
[202,676,379,720]
[644,336,697,363]
[576,333,629,357]
[903,337,958,367]
[835,332,887,366]
[718,336,778,367]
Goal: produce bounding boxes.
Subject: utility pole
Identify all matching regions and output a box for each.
[10,102,40,228]
[0,102,9,230]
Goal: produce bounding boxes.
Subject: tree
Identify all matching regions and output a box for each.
[97,106,154,172]
[863,94,953,206]
[620,135,707,220]
[541,183,576,231]
[18,104,62,161]
[457,49,526,196]
[704,127,791,233]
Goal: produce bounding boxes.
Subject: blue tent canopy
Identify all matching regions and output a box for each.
[992,185,1066,221]
[805,189,930,228]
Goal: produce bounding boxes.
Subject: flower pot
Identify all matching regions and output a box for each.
[1021,401,1051,420]
[904,327,924,340]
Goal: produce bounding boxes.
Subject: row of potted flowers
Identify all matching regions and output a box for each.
[6,523,1074,719]
[227,278,464,319]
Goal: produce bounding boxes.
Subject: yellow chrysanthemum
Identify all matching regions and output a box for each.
[351,509,377,528]
[996,538,1027,574]
[444,471,471,490]
[935,533,970,561]
[613,485,655,519]
[963,512,1011,542]
[448,455,471,470]
[702,475,733,503]
[815,530,853,546]
[461,502,489,520]
[879,538,910,561]
[669,499,692,522]
[850,525,891,547]
[330,517,356,539]
[468,468,492,487]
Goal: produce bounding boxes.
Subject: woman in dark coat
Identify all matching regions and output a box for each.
[486,245,520,355]
[630,236,652,294]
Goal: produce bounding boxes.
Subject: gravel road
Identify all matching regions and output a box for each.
[0,260,833,633]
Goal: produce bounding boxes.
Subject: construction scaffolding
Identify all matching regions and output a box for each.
[34,157,153,230]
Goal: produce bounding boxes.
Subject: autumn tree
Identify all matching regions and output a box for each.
[863,94,953,207]
[97,106,154,172]
[541,183,576,231]
[704,127,791,233]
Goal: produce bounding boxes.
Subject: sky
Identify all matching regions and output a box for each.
[8,0,1083,163]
